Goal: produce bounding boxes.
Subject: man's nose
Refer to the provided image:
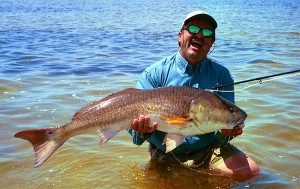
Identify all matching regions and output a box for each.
[195,31,203,38]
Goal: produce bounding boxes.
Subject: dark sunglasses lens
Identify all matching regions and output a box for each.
[187,25,213,37]
[202,29,213,37]
[188,25,200,34]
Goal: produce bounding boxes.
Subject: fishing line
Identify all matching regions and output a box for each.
[151,143,224,176]
[148,69,299,177]
[169,151,225,176]
[206,69,300,93]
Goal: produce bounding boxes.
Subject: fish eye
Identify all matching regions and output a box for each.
[229,108,234,113]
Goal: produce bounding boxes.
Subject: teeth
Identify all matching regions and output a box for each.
[192,41,202,45]
[191,40,203,48]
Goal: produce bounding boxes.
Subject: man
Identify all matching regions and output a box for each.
[128,11,260,181]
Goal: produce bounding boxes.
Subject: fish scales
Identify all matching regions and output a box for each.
[70,87,196,134]
[14,86,247,168]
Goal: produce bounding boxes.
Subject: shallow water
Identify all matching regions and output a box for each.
[1,0,299,188]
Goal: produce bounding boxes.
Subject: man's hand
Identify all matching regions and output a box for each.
[131,115,157,133]
[221,122,245,137]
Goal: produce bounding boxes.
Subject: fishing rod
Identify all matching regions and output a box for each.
[209,69,300,91]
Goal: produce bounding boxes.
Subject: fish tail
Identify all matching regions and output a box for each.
[14,127,66,168]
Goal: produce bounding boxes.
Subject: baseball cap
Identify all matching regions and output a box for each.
[181,11,218,30]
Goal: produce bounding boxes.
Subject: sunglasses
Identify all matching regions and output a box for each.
[183,25,214,38]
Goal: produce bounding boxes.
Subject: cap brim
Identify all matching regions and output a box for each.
[182,11,217,29]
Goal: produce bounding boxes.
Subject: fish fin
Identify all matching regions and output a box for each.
[14,127,65,168]
[166,117,191,125]
[72,88,141,120]
[163,134,185,153]
[98,129,118,145]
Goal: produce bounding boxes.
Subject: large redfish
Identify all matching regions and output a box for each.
[14,86,247,168]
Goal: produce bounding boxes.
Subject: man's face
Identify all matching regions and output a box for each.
[178,19,214,65]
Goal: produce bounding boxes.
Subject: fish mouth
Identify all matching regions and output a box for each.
[228,119,245,128]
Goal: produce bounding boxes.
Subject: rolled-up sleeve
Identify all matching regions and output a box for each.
[128,128,147,145]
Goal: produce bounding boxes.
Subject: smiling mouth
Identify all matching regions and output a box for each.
[191,40,203,49]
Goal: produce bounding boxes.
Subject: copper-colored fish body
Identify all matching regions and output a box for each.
[14,86,247,167]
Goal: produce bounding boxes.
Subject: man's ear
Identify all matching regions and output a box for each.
[178,31,183,47]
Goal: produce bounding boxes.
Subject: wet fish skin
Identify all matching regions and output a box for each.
[14,86,247,168]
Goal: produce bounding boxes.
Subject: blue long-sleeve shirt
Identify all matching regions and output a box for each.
[128,52,234,154]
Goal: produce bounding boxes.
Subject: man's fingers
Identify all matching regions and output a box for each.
[235,127,243,135]
[231,127,243,136]
[144,116,154,133]
[221,127,243,137]
[131,119,138,130]
[138,115,145,132]
[151,122,158,132]
[144,115,150,126]
[146,122,157,133]
[131,115,158,133]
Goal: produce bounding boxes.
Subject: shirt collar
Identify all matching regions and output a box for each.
[176,52,206,74]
